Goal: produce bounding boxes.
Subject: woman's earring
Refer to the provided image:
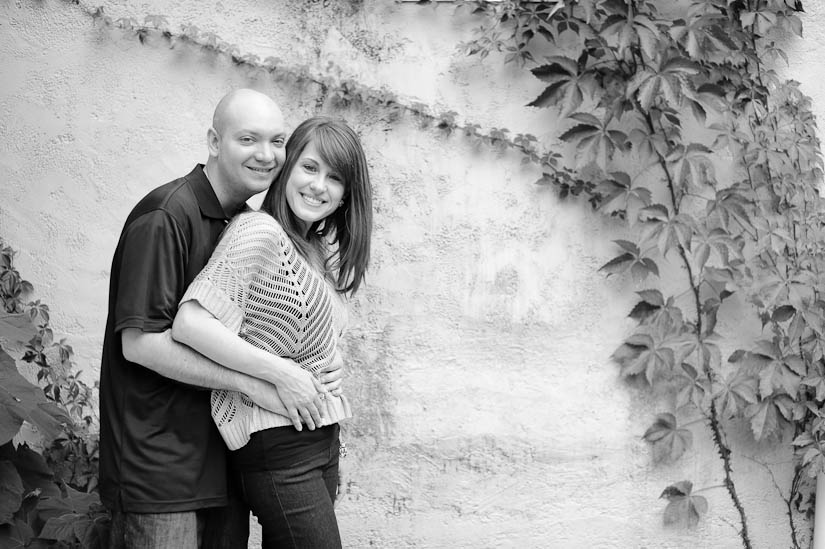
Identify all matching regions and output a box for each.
[339,201,344,208]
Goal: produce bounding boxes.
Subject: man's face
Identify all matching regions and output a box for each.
[213,99,286,203]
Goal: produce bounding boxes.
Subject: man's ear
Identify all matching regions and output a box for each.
[207,127,220,156]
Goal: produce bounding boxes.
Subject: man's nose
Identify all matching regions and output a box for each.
[256,142,275,162]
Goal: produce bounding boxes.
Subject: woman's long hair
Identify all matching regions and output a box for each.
[261,116,372,296]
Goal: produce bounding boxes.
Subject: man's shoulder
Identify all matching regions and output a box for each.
[126,168,203,227]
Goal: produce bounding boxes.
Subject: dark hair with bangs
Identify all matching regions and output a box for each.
[261,116,372,295]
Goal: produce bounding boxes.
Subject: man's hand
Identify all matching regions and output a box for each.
[335,460,347,508]
[270,360,328,431]
[242,377,289,417]
[318,348,345,396]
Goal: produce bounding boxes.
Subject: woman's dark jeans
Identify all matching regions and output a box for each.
[231,423,341,549]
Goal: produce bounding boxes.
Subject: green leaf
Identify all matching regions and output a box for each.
[637,289,665,307]
[628,128,668,162]
[643,413,693,462]
[666,143,716,190]
[559,123,599,142]
[595,171,652,218]
[802,446,825,477]
[660,480,707,527]
[528,58,596,114]
[612,331,675,383]
[628,56,700,111]
[10,444,60,498]
[39,513,85,542]
[0,460,23,524]
[713,372,758,420]
[37,486,100,522]
[599,253,635,276]
[629,299,661,322]
[631,258,659,280]
[531,57,576,82]
[675,363,709,410]
[600,10,661,59]
[705,188,754,232]
[793,432,815,448]
[0,314,38,346]
[661,57,701,75]
[802,373,825,401]
[640,208,694,257]
[758,360,800,399]
[746,398,784,441]
[560,113,627,168]
[0,519,34,548]
[0,348,70,445]
[599,240,659,281]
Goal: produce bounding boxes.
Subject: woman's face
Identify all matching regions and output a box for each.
[285,141,346,232]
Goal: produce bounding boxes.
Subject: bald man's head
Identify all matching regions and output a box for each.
[212,88,283,136]
[205,89,287,211]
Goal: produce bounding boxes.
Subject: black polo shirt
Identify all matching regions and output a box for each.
[99,165,232,513]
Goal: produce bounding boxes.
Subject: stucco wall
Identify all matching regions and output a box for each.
[2,1,823,547]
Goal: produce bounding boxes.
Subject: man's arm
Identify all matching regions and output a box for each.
[122,327,321,431]
[121,327,289,413]
[170,300,336,429]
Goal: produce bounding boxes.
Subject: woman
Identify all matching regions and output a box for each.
[172,116,372,548]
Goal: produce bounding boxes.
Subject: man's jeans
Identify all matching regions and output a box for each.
[108,501,249,549]
[109,510,200,549]
[232,423,342,549]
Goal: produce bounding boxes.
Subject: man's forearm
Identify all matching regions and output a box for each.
[121,328,289,415]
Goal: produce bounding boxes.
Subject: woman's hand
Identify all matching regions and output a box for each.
[270,359,329,431]
[318,348,344,396]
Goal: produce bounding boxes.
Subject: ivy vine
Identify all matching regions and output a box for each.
[0,240,107,547]
[56,0,576,186]
[457,1,820,548]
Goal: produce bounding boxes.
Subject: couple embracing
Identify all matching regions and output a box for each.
[98,89,373,548]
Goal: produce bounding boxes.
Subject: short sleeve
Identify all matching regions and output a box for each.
[114,210,187,333]
[180,213,287,334]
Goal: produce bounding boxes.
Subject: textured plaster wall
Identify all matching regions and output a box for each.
[1,1,824,547]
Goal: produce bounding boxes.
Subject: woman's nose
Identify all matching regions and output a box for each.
[309,175,327,191]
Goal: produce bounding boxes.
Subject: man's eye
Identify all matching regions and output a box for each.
[240,137,254,144]
[273,138,285,146]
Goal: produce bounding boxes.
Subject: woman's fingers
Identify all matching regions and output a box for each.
[289,411,303,431]
[298,402,323,431]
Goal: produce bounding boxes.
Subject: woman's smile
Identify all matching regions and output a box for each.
[300,192,326,206]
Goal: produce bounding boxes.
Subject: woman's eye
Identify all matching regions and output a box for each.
[303,164,317,172]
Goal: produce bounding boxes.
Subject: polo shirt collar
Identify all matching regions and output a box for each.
[189,164,229,220]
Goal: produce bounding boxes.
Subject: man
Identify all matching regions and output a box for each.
[99,89,338,548]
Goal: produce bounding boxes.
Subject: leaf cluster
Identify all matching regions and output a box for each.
[0,240,107,548]
[460,0,817,543]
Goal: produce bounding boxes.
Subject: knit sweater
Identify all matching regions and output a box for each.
[180,211,351,450]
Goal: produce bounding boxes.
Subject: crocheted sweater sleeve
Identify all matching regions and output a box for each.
[179,211,287,334]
